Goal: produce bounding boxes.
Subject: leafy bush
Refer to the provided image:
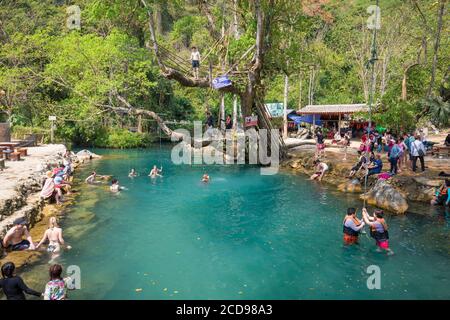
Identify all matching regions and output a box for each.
[94,128,154,149]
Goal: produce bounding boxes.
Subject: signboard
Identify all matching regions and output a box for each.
[244,115,258,127]
[264,103,284,118]
[212,75,232,89]
[49,116,57,121]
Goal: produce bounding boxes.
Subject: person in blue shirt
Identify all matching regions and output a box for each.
[366,154,383,177]
[389,139,402,175]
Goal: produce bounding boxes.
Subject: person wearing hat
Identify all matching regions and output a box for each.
[362,207,394,255]
[40,171,56,201]
[2,218,36,251]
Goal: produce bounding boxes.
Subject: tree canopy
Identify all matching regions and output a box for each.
[0,0,448,147]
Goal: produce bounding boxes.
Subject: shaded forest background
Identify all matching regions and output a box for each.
[0,0,448,147]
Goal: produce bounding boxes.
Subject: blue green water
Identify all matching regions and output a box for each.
[22,147,449,299]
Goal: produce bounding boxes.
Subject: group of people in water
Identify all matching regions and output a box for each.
[342,207,394,255]
[1,215,74,300]
[0,260,74,300]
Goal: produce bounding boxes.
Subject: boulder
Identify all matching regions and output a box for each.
[338,179,362,193]
[360,179,409,214]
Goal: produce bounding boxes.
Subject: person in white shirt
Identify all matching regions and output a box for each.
[190,46,200,79]
[410,136,426,172]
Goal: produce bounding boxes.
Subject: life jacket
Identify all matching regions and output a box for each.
[438,184,448,196]
[370,219,389,241]
[343,216,362,237]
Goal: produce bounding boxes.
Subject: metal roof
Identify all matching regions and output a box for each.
[297,104,368,115]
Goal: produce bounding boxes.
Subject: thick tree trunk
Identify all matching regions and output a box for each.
[401,63,418,101]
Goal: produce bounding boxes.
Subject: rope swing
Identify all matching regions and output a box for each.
[363,0,380,208]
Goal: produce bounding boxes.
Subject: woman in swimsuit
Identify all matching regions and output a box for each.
[36,217,69,260]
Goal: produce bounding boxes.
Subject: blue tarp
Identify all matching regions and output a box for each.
[212,75,232,89]
[288,114,322,125]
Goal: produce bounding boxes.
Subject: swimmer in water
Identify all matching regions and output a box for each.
[36,217,70,261]
[202,174,210,183]
[85,171,97,184]
[110,179,122,192]
[148,165,163,178]
[128,168,137,178]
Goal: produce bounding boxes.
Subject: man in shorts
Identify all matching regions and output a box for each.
[2,218,36,251]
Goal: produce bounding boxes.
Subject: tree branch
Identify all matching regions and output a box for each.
[115,94,185,140]
[198,0,220,40]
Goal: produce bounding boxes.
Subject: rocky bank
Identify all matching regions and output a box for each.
[284,146,446,214]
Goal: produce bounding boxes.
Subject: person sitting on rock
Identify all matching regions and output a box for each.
[2,218,36,251]
[343,208,365,245]
[365,154,383,178]
[53,174,71,205]
[310,159,328,181]
[431,179,450,207]
[40,171,57,202]
[348,151,367,178]
[445,134,450,147]
[362,208,394,255]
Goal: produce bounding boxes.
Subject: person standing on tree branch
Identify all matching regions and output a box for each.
[190,46,200,80]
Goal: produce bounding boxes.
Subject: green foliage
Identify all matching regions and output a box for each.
[95,128,154,149]
[0,0,448,149]
[421,96,450,128]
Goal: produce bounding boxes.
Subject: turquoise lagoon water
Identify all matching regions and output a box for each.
[21,147,449,299]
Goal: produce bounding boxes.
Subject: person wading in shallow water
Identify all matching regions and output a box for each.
[0,262,42,300]
[36,217,70,261]
[342,208,365,245]
[149,165,163,178]
[202,174,210,183]
[362,208,394,255]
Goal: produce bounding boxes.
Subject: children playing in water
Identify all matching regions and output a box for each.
[2,218,36,251]
[343,208,365,245]
[362,208,394,255]
[149,165,163,178]
[310,160,328,181]
[202,174,210,183]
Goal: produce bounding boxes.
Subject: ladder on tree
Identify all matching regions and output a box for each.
[253,98,287,160]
